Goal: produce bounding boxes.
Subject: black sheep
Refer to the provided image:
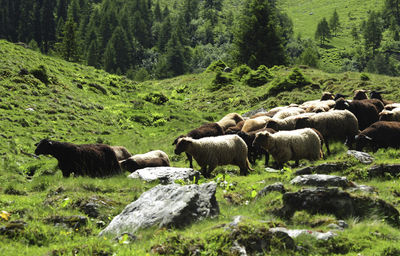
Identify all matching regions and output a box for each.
[34,139,122,177]
[355,121,400,152]
[334,98,379,130]
[172,122,224,168]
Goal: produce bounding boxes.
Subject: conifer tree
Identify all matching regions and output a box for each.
[363,11,383,51]
[329,9,340,36]
[315,17,331,45]
[103,26,131,73]
[41,0,56,52]
[156,31,187,78]
[60,16,78,61]
[154,0,162,22]
[233,0,287,68]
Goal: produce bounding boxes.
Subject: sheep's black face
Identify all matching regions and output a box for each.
[174,139,190,155]
[355,135,372,151]
[120,159,139,172]
[334,98,348,110]
[34,139,53,155]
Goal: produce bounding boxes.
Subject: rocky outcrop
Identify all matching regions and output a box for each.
[290,174,353,188]
[99,182,219,236]
[295,163,349,175]
[256,182,286,198]
[347,150,374,164]
[368,164,400,178]
[269,227,336,240]
[276,187,399,225]
[127,167,199,184]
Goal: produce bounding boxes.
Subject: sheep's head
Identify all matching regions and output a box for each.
[34,139,54,155]
[172,135,186,145]
[295,117,310,129]
[353,90,368,100]
[174,138,192,155]
[119,158,139,172]
[355,134,373,151]
[334,98,349,110]
[379,111,393,121]
[370,90,383,101]
[321,92,334,101]
[266,120,279,130]
[252,132,270,148]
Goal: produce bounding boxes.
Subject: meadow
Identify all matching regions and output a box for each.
[2,40,400,255]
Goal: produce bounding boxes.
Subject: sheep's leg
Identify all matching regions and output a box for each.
[325,140,331,155]
[200,165,209,178]
[207,165,216,178]
[186,153,193,168]
[294,160,299,167]
[345,136,354,150]
[264,152,270,166]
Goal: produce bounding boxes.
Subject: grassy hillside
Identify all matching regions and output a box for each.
[2,40,400,255]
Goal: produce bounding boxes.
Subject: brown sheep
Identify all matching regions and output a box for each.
[111,146,132,161]
[355,121,400,152]
[34,139,121,177]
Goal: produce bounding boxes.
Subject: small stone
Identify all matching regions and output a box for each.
[347,150,374,164]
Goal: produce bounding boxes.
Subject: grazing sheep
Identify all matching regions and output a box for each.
[359,99,384,113]
[241,116,272,133]
[353,89,368,100]
[172,122,224,168]
[300,99,335,113]
[266,113,315,131]
[334,97,379,130]
[379,109,400,122]
[272,107,305,119]
[252,128,322,169]
[334,93,348,101]
[355,121,400,152]
[119,150,170,172]
[174,135,253,177]
[216,113,244,131]
[237,128,276,166]
[111,146,132,161]
[34,139,121,177]
[295,110,359,155]
[321,92,334,101]
[225,120,245,134]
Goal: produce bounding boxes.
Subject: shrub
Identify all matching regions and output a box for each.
[243,65,273,87]
[267,67,312,96]
[144,92,169,105]
[30,65,49,84]
[360,73,370,81]
[205,60,227,72]
[233,64,252,80]
[209,71,234,91]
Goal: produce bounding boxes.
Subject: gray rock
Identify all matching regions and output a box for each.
[290,174,353,188]
[257,182,286,198]
[368,164,400,178]
[347,150,374,164]
[99,182,219,236]
[347,184,376,193]
[269,227,336,240]
[45,215,88,229]
[242,108,268,118]
[327,220,348,230]
[80,202,100,218]
[265,167,281,173]
[230,241,247,256]
[127,167,199,184]
[276,187,399,225]
[295,163,348,175]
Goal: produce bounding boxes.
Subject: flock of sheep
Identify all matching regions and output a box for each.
[34,89,400,178]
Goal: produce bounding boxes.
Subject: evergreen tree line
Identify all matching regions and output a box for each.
[0,0,300,80]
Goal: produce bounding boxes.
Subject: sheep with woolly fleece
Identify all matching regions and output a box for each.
[225,120,245,134]
[34,139,121,177]
[216,113,244,131]
[272,107,305,119]
[321,92,334,101]
[299,99,335,113]
[241,116,272,133]
[252,128,322,169]
[174,135,253,177]
[111,146,132,161]
[379,108,400,122]
[119,150,170,172]
[384,103,400,110]
[295,110,359,155]
[353,89,368,100]
[266,113,316,131]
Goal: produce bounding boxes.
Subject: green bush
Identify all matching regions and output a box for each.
[143,92,169,105]
[267,67,311,96]
[209,71,234,91]
[205,60,227,72]
[30,65,49,84]
[233,64,252,80]
[360,73,370,81]
[243,65,273,87]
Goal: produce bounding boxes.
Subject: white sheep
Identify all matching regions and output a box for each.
[119,150,170,172]
[253,128,322,169]
[272,107,306,119]
[241,116,272,133]
[379,108,400,122]
[295,110,359,155]
[299,99,335,113]
[216,113,244,131]
[266,113,316,131]
[174,135,253,177]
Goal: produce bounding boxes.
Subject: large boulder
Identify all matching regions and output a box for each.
[347,150,374,164]
[295,163,348,175]
[256,182,286,198]
[290,174,353,188]
[127,167,199,184]
[99,182,219,236]
[368,164,400,178]
[276,187,399,225]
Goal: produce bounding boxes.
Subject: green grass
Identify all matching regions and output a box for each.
[2,39,400,255]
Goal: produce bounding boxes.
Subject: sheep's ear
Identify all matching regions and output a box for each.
[344,101,350,107]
